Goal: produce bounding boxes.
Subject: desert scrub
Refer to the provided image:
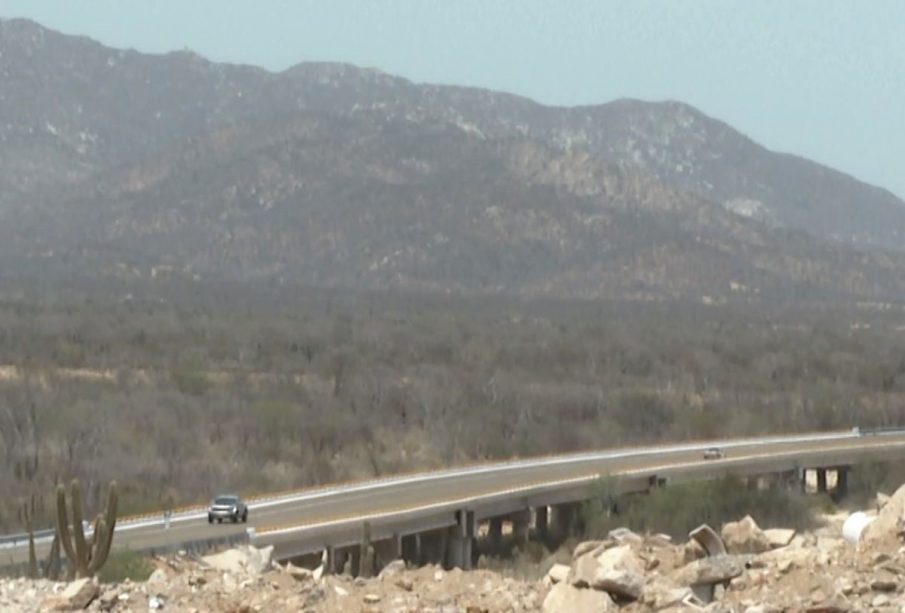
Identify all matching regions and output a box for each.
[582,475,815,539]
[97,550,154,583]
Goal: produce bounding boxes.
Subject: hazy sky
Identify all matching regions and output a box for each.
[2,0,903,198]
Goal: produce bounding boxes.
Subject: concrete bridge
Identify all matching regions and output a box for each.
[3,429,904,574]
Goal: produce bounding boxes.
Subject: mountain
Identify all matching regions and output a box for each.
[2,17,905,301]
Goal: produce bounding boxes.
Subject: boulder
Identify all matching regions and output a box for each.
[721,516,771,554]
[569,551,601,588]
[244,545,274,574]
[573,540,609,559]
[378,559,406,579]
[542,582,615,613]
[763,528,796,549]
[202,545,273,576]
[689,524,727,556]
[870,576,897,592]
[671,554,745,587]
[544,563,570,586]
[45,577,99,610]
[646,533,674,548]
[395,576,414,591]
[682,539,707,564]
[589,544,645,600]
[607,527,644,547]
[861,482,905,546]
[285,562,314,582]
[642,579,700,610]
[569,544,645,600]
[877,492,891,511]
[146,568,168,585]
[202,548,249,574]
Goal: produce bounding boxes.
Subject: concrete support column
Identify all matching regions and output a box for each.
[534,505,549,542]
[358,521,375,578]
[816,468,828,494]
[781,470,798,491]
[446,509,475,570]
[512,510,531,545]
[401,533,421,565]
[763,473,785,491]
[421,529,448,565]
[835,467,849,500]
[324,546,337,575]
[487,517,503,549]
[374,534,403,570]
[349,547,361,577]
[799,468,808,493]
[553,503,578,538]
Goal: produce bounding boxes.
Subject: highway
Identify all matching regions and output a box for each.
[4,430,905,566]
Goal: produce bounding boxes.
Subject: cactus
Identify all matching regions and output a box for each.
[44,532,61,580]
[359,521,375,578]
[25,518,37,579]
[55,479,118,578]
[20,500,37,579]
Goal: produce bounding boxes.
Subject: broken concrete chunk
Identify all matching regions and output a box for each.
[572,540,611,559]
[45,577,99,611]
[542,582,615,612]
[588,544,645,600]
[607,527,643,547]
[689,524,727,556]
[671,554,745,587]
[682,539,707,564]
[763,528,796,549]
[721,515,771,554]
[377,559,406,579]
[861,482,905,545]
[544,563,570,586]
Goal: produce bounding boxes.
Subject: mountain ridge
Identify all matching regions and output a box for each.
[2,17,905,301]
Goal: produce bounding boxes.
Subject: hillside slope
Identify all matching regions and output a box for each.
[2,18,905,299]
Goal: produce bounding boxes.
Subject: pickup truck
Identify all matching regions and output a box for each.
[207,495,248,524]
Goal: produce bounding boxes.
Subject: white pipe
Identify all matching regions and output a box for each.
[842,511,874,544]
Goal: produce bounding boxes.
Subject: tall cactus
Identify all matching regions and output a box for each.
[25,517,37,579]
[55,479,118,578]
[20,500,37,579]
[44,532,61,580]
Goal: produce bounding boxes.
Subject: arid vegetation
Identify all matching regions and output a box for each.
[3,280,905,532]
[580,477,816,541]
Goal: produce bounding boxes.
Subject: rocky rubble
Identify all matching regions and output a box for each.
[539,482,905,611]
[0,547,544,612]
[9,484,905,611]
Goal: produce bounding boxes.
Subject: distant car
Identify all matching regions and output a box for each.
[703,447,724,460]
[852,426,862,436]
[207,495,248,524]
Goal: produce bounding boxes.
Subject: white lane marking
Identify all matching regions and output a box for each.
[106,431,863,532]
[0,430,875,549]
[257,437,905,539]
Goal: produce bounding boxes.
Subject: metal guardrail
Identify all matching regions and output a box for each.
[254,437,905,560]
[136,530,251,558]
[1,530,253,578]
[0,528,55,548]
[857,426,905,436]
[3,428,905,555]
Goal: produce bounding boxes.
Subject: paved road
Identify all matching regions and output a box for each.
[4,431,904,566]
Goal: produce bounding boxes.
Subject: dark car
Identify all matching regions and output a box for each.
[207,495,248,524]
[703,447,724,460]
